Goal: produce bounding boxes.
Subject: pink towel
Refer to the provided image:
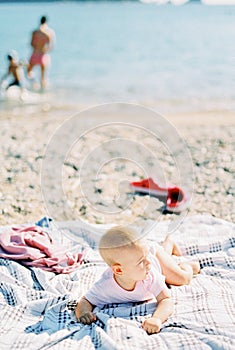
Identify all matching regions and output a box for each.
[0,226,83,274]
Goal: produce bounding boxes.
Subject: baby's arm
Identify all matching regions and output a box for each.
[142,287,173,334]
[75,296,97,325]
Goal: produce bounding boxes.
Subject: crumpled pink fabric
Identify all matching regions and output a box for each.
[0,226,83,274]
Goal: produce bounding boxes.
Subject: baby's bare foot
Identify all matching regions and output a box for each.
[162,235,183,256]
[189,261,200,275]
[172,242,182,257]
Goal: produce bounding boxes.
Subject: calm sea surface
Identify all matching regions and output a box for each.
[0,1,235,113]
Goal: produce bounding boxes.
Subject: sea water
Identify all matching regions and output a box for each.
[0,1,235,114]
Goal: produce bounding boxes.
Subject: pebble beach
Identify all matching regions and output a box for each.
[0,105,234,228]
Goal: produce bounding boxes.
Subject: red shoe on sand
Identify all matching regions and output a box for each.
[130,178,189,213]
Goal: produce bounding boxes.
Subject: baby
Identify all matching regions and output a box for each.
[75,226,200,334]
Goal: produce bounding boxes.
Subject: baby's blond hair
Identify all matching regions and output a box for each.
[98,226,140,266]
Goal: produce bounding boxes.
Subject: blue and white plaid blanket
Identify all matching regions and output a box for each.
[0,215,234,350]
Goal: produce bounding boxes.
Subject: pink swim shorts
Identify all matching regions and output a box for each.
[29,52,51,67]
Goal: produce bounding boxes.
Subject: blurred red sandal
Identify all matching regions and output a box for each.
[130,177,189,213]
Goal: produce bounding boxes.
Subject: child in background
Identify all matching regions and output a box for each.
[0,50,25,90]
[75,226,200,334]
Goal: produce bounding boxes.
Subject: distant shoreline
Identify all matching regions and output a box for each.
[0,0,138,3]
[0,0,200,3]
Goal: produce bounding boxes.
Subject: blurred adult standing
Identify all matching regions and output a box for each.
[27,16,56,90]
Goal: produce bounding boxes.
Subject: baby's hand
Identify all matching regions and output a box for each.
[78,311,97,325]
[142,317,162,334]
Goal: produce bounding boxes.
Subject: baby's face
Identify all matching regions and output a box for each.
[121,243,151,281]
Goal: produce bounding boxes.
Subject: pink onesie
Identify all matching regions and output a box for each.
[85,250,167,308]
